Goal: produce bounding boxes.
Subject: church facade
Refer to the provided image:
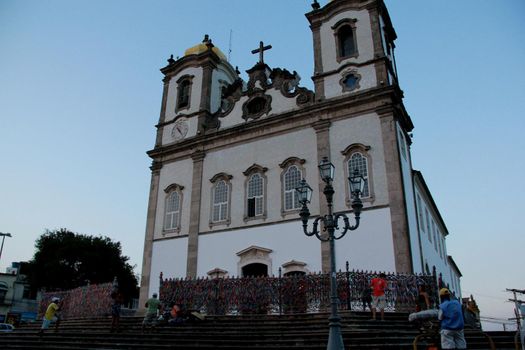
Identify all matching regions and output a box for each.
[139,0,462,305]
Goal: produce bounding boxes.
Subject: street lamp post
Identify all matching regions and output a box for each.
[295,157,365,350]
[0,232,13,262]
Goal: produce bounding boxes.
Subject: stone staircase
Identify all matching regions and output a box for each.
[0,311,518,349]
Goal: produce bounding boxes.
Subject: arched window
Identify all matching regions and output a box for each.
[339,25,356,57]
[164,192,180,230]
[342,144,372,205]
[333,19,358,61]
[176,75,194,112]
[284,165,302,211]
[213,180,229,222]
[209,172,232,225]
[243,164,268,220]
[163,184,184,233]
[279,157,306,214]
[348,153,370,198]
[247,174,263,217]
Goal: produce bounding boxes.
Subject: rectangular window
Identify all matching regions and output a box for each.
[247,198,256,217]
[425,209,431,242]
[443,238,448,264]
[399,130,407,160]
[416,194,424,234]
[432,221,438,251]
[437,230,443,258]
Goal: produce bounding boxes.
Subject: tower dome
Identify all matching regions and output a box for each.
[184,35,227,61]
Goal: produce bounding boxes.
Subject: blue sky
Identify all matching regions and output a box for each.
[1,0,523,329]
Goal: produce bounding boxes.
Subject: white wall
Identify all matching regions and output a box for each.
[320,10,374,72]
[149,237,188,295]
[329,113,389,212]
[165,67,203,121]
[154,158,194,239]
[197,221,322,277]
[200,127,320,232]
[150,206,396,284]
[414,185,460,296]
[335,207,396,272]
[323,65,377,99]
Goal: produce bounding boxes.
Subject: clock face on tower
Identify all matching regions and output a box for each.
[171,118,189,141]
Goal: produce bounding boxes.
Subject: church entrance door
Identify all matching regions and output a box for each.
[242,263,268,277]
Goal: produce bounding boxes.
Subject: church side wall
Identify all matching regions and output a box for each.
[414,184,459,296]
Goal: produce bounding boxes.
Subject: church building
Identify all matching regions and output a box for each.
[139,0,462,305]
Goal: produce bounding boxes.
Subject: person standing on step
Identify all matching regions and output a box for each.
[361,280,372,314]
[142,292,161,333]
[370,273,387,321]
[39,297,61,335]
[110,290,124,332]
[416,284,431,312]
[438,288,466,350]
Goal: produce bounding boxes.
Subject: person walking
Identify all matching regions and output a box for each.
[39,297,61,335]
[142,293,161,332]
[438,288,466,349]
[370,273,387,321]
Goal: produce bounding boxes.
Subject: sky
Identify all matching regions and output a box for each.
[1,0,524,330]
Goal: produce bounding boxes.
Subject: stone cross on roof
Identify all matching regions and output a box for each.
[251,41,272,64]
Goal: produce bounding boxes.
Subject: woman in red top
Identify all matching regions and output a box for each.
[370,273,387,320]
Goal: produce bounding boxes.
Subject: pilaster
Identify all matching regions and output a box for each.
[186,149,206,277]
[138,161,162,308]
[312,119,331,273]
[310,22,325,100]
[155,76,171,147]
[378,108,413,273]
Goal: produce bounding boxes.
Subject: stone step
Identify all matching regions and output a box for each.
[3,311,517,350]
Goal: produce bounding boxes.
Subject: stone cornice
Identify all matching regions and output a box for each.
[147,85,412,162]
[311,119,331,133]
[160,50,221,77]
[305,0,377,25]
[190,149,206,162]
[312,56,387,80]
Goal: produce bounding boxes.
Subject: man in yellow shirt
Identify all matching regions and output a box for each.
[39,297,61,334]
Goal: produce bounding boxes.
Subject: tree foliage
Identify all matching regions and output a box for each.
[26,228,138,298]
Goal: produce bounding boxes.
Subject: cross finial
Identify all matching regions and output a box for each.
[251,41,272,64]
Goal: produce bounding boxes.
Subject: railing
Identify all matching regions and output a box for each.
[39,282,113,320]
[159,268,438,315]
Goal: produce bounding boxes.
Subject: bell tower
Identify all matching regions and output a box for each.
[306,0,398,100]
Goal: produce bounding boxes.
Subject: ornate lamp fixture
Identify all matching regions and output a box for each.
[295,157,364,350]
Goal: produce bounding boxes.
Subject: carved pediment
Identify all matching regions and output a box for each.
[236,245,273,258]
[242,163,268,176]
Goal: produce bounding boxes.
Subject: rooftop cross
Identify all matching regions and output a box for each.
[251,41,272,64]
